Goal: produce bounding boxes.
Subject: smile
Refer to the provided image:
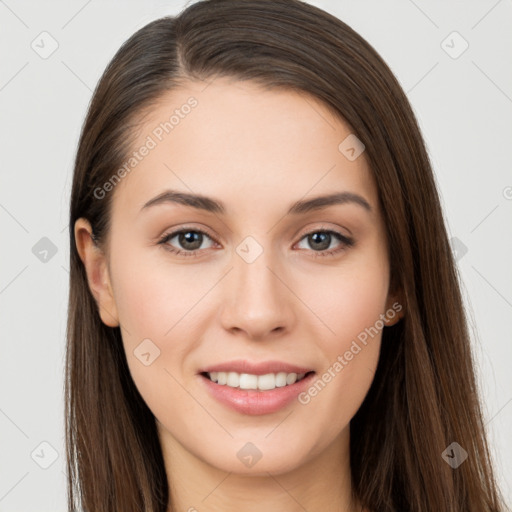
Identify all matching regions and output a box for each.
[198,361,317,415]
[203,371,311,391]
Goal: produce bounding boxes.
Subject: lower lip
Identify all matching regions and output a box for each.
[199,372,316,415]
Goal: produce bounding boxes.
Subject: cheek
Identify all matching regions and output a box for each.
[301,255,389,350]
[331,274,388,344]
[111,246,211,341]
[109,252,201,412]
[293,257,389,431]
[109,246,220,396]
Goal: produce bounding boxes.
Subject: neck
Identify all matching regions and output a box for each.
[159,425,362,512]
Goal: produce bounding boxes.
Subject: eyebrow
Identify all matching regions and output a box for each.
[140,189,372,215]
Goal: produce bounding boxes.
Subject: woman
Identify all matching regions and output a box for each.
[66,0,507,510]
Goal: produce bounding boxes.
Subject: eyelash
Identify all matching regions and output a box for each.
[157,226,355,259]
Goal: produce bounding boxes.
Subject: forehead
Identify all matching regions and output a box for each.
[110,77,378,219]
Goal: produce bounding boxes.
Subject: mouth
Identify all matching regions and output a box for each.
[200,370,314,391]
[197,361,316,415]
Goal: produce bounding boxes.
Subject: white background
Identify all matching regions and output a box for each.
[0,0,511,510]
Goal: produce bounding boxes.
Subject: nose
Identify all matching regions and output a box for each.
[219,245,296,341]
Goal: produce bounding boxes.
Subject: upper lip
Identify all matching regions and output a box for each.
[199,360,314,376]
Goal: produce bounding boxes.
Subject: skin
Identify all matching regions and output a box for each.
[75,77,402,512]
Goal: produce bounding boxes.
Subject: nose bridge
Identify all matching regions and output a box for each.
[237,245,278,300]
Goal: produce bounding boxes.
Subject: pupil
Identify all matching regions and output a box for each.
[179,231,202,250]
[310,232,330,251]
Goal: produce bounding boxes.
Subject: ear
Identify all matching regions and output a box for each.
[74,218,119,327]
[383,290,404,327]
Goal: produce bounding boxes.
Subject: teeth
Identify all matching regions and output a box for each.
[206,371,309,390]
[227,372,239,387]
[239,373,258,389]
[275,372,287,387]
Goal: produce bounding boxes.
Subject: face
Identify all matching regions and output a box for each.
[76,78,400,476]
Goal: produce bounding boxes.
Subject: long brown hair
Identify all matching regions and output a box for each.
[66,1,507,510]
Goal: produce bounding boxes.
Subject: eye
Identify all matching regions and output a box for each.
[158,227,354,258]
[295,229,354,257]
[158,228,217,257]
